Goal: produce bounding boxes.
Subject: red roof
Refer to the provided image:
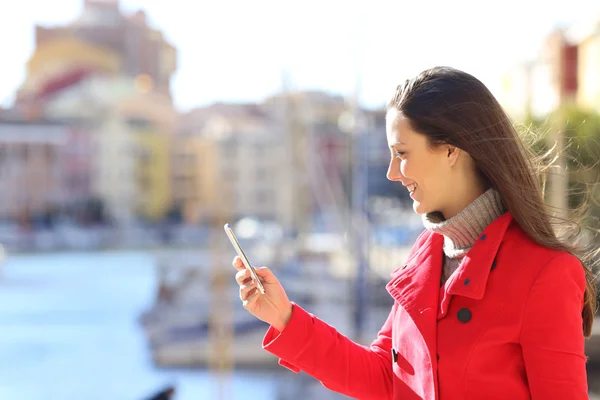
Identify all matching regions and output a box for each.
[38,67,94,98]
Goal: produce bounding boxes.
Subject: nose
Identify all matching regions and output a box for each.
[387,159,404,182]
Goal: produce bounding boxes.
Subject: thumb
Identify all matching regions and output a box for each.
[255,266,279,284]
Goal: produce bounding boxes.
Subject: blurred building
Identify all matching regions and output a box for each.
[92,108,139,225]
[60,78,176,224]
[500,18,600,120]
[221,129,285,222]
[0,121,67,222]
[61,123,94,207]
[119,91,176,222]
[499,28,578,120]
[573,21,600,110]
[22,68,175,225]
[15,36,121,118]
[28,70,139,226]
[31,0,176,99]
[16,0,177,108]
[171,134,218,224]
[262,91,355,234]
[10,0,179,226]
[175,104,292,226]
[533,29,578,116]
[499,63,534,121]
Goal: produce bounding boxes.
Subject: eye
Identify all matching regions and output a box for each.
[395,151,406,159]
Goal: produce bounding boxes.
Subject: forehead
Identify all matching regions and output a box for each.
[386,108,414,145]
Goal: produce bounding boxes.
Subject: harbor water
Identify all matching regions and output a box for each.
[0,251,282,400]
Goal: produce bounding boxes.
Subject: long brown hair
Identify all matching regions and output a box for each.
[387,66,598,337]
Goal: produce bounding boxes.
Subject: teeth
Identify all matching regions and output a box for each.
[408,183,417,193]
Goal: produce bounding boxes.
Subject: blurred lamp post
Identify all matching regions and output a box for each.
[547,119,569,222]
[339,105,370,343]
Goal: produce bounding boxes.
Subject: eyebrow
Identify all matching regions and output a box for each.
[389,141,406,149]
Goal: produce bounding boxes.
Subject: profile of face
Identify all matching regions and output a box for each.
[386,108,475,219]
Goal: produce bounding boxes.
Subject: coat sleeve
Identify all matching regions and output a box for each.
[520,253,588,399]
[262,302,395,399]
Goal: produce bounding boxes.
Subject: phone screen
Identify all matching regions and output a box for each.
[224,223,266,294]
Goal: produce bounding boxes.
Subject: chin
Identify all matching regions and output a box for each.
[412,200,428,215]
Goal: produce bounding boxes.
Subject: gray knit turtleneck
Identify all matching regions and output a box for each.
[422,188,506,284]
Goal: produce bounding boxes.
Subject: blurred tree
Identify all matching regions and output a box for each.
[523,105,600,240]
[552,105,600,169]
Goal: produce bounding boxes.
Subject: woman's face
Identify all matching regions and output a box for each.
[386,108,462,218]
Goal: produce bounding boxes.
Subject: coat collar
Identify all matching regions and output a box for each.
[444,212,513,299]
[386,211,514,305]
[386,232,443,311]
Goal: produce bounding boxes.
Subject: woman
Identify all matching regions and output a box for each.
[232,66,597,399]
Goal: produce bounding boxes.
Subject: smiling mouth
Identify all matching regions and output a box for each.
[407,183,418,194]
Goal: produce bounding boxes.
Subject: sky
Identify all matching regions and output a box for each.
[0,0,599,112]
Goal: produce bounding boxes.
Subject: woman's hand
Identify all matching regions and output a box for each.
[232,256,293,332]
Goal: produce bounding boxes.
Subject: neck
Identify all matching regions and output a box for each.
[422,188,506,258]
[439,184,487,220]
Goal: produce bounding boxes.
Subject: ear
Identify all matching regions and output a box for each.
[446,145,461,167]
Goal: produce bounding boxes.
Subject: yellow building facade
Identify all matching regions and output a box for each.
[119,92,177,222]
[577,31,600,111]
[134,128,172,221]
[171,135,222,224]
[20,36,121,97]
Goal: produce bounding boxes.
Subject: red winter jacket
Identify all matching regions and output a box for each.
[262,212,589,399]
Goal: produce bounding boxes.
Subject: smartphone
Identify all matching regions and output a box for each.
[224,223,266,295]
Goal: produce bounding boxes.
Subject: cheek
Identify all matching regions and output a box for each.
[405,157,443,191]
[422,162,450,193]
[399,159,410,178]
[399,157,423,185]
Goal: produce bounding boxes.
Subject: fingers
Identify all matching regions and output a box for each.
[233,260,272,309]
[242,287,261,309]
[235,262,266,311]
[254,266,277,284]
[239,279,259,302]
[235,268,253,286]
[232,256,245,271]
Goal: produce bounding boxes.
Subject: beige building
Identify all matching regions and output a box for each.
[500,20,600,121]
[118,91,177,222]
[171,135,220,224]
[40,69,177,224]
[33,0,177,98]
[175,106,297,229]
[575,24,600,110]
[221,128,290,223]
[93,111,139,225]
[43,75,141,225]
[529,29,578,118]
[175,92,354,233]
[0,121,67,220]
[173,92,356,232]
[498,63,534,121]
[499,29,579,120]
[10,0,179,225]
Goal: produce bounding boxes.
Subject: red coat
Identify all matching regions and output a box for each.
[262,212,589,399]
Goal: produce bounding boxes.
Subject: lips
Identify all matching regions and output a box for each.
[407,183,418,194]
